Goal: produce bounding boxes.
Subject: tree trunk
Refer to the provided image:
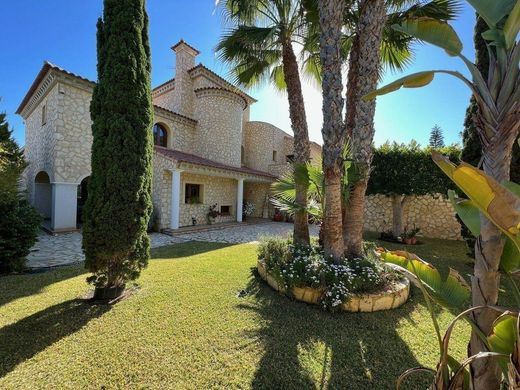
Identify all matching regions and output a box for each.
[469,129,518,389]
[391,195,403,238]
[342,0,387,258]
[318,0,346,259]
[282,42,310,247]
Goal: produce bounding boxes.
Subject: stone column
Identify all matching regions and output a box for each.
[170,169,182,229]
[237,178,244,222]
[51,182,78,231]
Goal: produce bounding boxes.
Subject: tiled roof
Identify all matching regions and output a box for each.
[171,39,201,55]
[153,105,197,124]
[194,86,248,109]
[16,61,95,114]
[155,146,276,179]
[188,63,257,103]
[152,77,175,92]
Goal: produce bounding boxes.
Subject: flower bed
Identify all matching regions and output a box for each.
[256,237,410,312]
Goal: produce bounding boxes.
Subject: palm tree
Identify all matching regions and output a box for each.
[216,0,312,246]
[340,0,460,257]
[317,0,346,259]
[365,2,520,387]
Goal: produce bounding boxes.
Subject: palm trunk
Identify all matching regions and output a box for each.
[342,0,387,258]
[469,126,518,389]
[318,0,346,259]
[282,42,311,247]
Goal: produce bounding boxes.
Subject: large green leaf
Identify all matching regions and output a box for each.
[467,0,517,27]
[379,250,470,310]
[448,190,481,236]
[392,17,463,56]
[432,152,520,254]
[363,71,435,100]
[488,312,518,356]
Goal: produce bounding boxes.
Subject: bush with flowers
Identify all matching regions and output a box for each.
[257,237,400,311]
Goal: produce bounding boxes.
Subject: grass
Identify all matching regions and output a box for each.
[0,237,513,389]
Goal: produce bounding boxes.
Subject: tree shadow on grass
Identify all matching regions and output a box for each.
[0,265,86,308]
[0,299,110,379]
[239,273,433,390]
[151,241,237,260]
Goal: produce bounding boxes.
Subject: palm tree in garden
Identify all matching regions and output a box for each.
[340,0,460,257]
[318,0,347,259]
[216,0,312,246]
[366,2,520,387]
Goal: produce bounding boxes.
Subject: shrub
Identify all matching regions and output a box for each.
[0,191,41,273]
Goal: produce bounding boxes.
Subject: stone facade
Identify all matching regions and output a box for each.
[17,41,301,232]
[364,194,462,240]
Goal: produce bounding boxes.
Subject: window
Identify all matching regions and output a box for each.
[185,183,201,204]
[286,154,295,163]
[272,150,277,162]
[220,205,231,216]
[41,104,46,126]
[153,123,168,147]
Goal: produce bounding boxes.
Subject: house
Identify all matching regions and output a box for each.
[16,40,321,233]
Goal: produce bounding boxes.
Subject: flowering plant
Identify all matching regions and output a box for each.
[243,201,255,216]
[258,238,399,312]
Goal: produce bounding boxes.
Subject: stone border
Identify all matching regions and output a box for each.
[257,260,410,312]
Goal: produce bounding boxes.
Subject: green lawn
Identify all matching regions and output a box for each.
[0,237,511,389]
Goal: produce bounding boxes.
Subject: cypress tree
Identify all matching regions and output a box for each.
[83,0,153,299]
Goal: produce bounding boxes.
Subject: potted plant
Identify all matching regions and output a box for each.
[242,201,255,221]
[207,204,219,224]
[273,209,284,222]
[402,225,420,245]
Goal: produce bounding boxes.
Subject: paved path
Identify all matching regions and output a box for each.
[27,222,319,269]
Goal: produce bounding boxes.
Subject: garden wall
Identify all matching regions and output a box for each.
[364,193,462,240]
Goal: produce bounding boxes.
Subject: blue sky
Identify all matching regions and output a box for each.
[1,1,475,147]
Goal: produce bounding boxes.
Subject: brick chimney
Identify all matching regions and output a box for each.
[171,40,199,116]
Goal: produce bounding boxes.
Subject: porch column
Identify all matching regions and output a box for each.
[237,178,244,222]
[51,182,78,231]
[170,169,182,229]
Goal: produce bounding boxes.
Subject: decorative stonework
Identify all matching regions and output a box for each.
[364,193,462,240]
[257,260,410,312]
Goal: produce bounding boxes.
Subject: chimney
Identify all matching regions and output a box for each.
[171,40,199,116]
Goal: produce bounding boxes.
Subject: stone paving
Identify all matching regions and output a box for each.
[26,222,319,269]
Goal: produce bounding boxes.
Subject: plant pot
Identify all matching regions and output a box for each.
[273,214,283,222]
[93,285,125,301]
[208,216,216,225]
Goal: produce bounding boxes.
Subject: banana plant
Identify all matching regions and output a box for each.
[378,248,508,389]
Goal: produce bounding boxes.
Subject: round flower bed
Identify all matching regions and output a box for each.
[256,238,410,312]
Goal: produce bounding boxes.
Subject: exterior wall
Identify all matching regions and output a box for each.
[364,193,462,240]
[153,84,176,111]
[179,173,237,227]
[54,82,93,183]
[153,110,194,153]
[244,182,270,218]
[24,85,60,201]
[193,90,243,167]
[152,153,173,230]
[172,45,196,116]
[244,121,288,172]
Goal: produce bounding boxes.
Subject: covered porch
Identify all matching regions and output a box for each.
[153,147,275,231]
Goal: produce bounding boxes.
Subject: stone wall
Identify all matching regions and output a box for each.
[180,173,237,226]
[364,193,462,240]
[24,83,60,202]
[244,182,270,218]
[244,121,290,172]
[193,89,244,167]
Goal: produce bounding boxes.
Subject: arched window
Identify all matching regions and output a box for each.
[153,123,168,147]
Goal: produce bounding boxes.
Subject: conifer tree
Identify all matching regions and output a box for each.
[83,0,153,299]
[429,124,445,148]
